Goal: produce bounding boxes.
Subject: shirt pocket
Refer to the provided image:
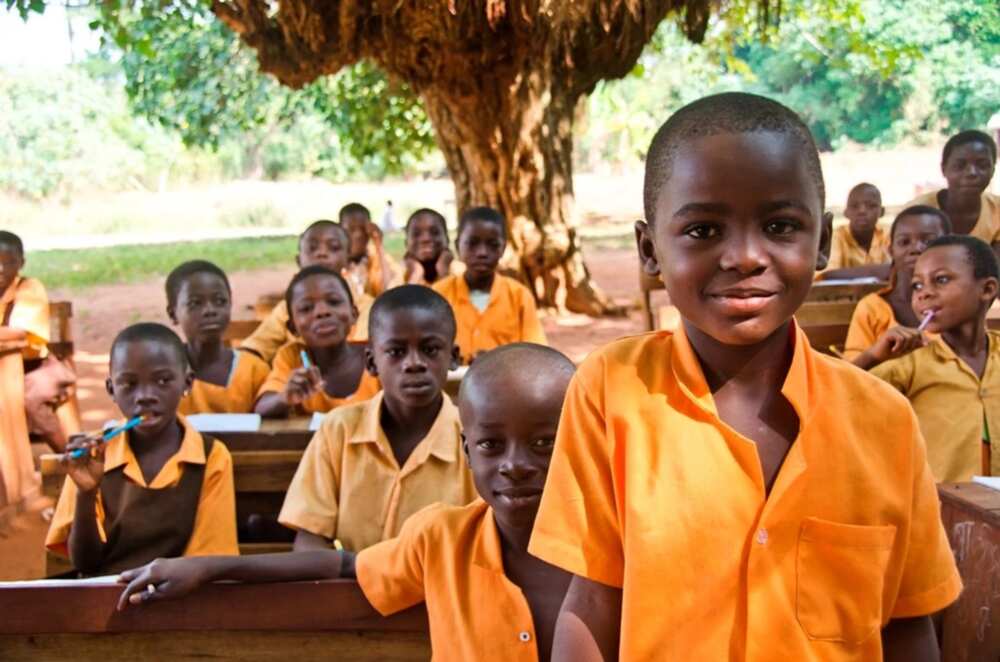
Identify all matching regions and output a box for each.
[795,517,897,645]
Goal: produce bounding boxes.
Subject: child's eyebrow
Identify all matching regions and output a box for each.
[673,202,730,218]
[757,200,813,215]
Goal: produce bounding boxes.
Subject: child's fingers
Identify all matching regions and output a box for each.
[117,569,154,611]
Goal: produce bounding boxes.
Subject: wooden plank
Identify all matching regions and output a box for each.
[938,482,1000,662]
[45,543,292,578]
[0,630,429,662]
[795,301,857,326]
[232,451,302,493]
[805,281,885,303]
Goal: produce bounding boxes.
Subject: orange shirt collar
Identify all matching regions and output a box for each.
[348,391,459,464]
[669,320,815,429]
[453,273,503,306]
[468,499,505,572]
[103,415,207,487]
[927,332,1000,377]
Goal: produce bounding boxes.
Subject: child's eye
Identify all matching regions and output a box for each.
[422,344,441,357]
[476,439,500,451]
[386,348,405,358]
[764,219,799,235]
[911,282,922,291]
[935,275,950,285]
[531,438,556,450]
[683,224,720,240]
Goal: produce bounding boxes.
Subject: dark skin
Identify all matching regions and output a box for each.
[118,349,574,662]
[293,307,461,551]
[254,275,363,418]
[911,244,998,379]
[297,224,350,273]
[845,184,884,252]
[341,211,376,263]
[404,213,453,284]
[852,213,949,370]
[938,142,996,239]
[460,362,574,662]
[65,340,193,575]
[554,130,937,661]
[168,272,233,387]
[457,219,505,293]
[0,244,24,297]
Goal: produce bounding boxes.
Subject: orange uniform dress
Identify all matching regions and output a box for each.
[178,349,270,415]
[824,224,891,271]
[357,499,546,662]
[258,341,381,415]
[907,190,1000,244]
[432,274,546,364]
[529,322,961,660]
[46,416,238,558]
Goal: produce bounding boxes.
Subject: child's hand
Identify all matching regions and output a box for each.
[367,222,384,246]
[61,433,106,493]
[869,326,926,362]
[435,248,454,278]
[116,557,207,610]
[403,253,422,284]
[283,366,323,406]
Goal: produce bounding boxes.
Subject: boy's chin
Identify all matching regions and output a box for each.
[688,314,793,347]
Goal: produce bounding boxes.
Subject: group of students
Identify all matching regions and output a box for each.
[6,91,1000,660]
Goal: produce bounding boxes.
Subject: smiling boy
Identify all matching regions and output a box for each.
[529,93,960,661]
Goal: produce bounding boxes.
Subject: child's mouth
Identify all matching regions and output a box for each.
[709,290,777,315]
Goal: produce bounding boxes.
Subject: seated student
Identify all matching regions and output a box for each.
[433,206,546,364]
[119,343,575,662]
[845,205,952,368]
[872,235,1000,482]
[46,323,237,575]
[906,130,999,256]
[401,208,458,286]
[340,203,399,298]
[818,182,890,280]
[528,93,960,661]
[241,220,373,364]
[165,260,269,415]
[255,267,380,418]
[279,285,476,552]
[0,230,79,451]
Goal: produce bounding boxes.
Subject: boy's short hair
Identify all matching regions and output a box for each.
[283,265,355,316]
[941,129,997,166]
[405,208,449,239]
[457,206,507,240]
[165,260,231,310]
[0,231,24,257]
[368,284,457,342]
[459,343,575,401]
[925,234,1000,281]
[338,203,371,222]
[643,92,825,223]
[299,219,348,243]
[110,322,188,370]
[889,205,953,241]
[848,182,880,199]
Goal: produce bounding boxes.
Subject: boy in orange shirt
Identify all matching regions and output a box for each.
[819,182,890,278]
[873,235,1000,482]
[528,93,960,661]
[166,260,270,414]
[47,323,237,575]
[402,208,456,287]
[433,206,546,363]
[341,203,398,298]
[118,343,574,662]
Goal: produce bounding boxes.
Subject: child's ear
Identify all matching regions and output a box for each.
[364,345,378,376]
[815,211,834,271]
[166,305,178,325]
[285,317,297,336]
[879,206,886,219]
[635,220,661,277]
[980,277,999,304]
[295,253,303,269]
[461,433,469,460]
[450,344,461,370]
[105,377,114,397]
[183,370,195,394]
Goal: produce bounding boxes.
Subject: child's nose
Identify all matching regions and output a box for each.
[720,234,767,273]
[402,350,427,371]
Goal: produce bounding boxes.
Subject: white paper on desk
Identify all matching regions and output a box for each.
[186,414,262,432]
[309,412,326,431]
[814,277,882,286]
[972,476,1000,491]
[0,575,120,589]
[447,366,469,381]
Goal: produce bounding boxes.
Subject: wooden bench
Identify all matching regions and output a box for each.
[0,579,430,660]
[48,301,73,360]
[937,482,1000,661]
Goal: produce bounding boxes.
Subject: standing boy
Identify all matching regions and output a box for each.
[529,93,960,661]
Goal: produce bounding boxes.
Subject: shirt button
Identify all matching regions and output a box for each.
[756,528,769,545]
[519,631,531,643]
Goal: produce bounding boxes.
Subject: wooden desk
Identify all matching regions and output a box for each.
[805,280,885,303]
[0,579,429,660]
[938,482,1000,662]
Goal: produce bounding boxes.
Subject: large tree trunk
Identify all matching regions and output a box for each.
[419,58,618,315]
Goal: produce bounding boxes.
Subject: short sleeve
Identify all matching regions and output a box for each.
[889,409,962,617]
[184,441,239,556]
[825,229,847,271]
[528,368,624,587]
[277,420,343,539]
[259,344,297,396]
[241,350,272,400]
[45,476,108,556]
[870,355,913,393]
[843,297,886,361]
[355,504,436,616]
[241,304,292,365]
[10,278,50,359]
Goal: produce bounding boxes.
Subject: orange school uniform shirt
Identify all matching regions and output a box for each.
[178,349,270,415]
[258,340,381,415]
[824,224,891,271]
[432,274,546,363]
[278,392,476,550]
[0,276,50,360]
[842,289,897,361]
[46,415,238,557]
[529,322,961,661]
[357,499,543,662]
[872,332,1000,481]
[241,295,373,365]
[908,190,1000,244]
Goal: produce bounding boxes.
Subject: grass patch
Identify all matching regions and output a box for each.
[25,234,407,290]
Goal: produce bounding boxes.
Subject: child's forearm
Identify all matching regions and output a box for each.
[68,490,106,574]
[254,392,290,418]
[852,349,880,371]
[199,550,355,583]
[881,616,939,662]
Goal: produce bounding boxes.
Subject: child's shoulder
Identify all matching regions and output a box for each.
[431,274,459,294]
[235,347,270,372]
[810,346,916,417]
[314,394,382,438]
[396,498,489,543]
